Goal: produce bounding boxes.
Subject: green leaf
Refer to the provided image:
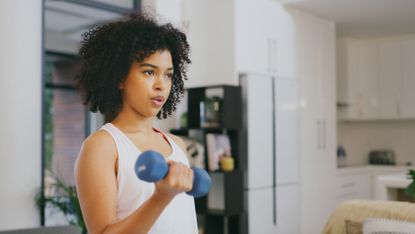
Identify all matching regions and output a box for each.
[405,169,415,198]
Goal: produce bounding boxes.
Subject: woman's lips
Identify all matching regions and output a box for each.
[150,96,165,107]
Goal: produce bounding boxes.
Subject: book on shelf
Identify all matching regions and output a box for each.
[205,133,231,171]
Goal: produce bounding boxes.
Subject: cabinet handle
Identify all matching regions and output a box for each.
[322,120,326,149]
[397,98,401,116]
[268,39,271,73]
[272,39,277,73]
[317,120,321,150]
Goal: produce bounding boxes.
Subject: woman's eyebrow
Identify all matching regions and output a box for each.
[139,63,173,71]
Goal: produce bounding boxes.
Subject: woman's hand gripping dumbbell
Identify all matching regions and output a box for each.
[135,150,212,198]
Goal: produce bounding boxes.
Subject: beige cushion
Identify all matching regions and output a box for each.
[363,218,415,234]
[345,220,363,234]
[323,200,415,234]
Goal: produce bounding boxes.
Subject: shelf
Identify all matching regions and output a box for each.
[187,86,242,130]
[206,170,243,216]
[175,85,245,234]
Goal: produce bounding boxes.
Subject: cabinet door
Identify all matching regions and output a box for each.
[275,78,299,185]
[247,188,276,234]
[335,173,372,205]
[337,39,360,119]
[276,184,299,234]
[357,40,379,119]
[338,39,379,120]
[243,75,274,189]
[267,1,296,78]
[296,13,337,233]
[235,0,269,74]
[378,38,403,119]
[402,37,415,118]
[185,0,236,87]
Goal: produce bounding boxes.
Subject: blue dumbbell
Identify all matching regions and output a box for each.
[135,150,212,198]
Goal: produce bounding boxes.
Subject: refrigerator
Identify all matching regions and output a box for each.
[240,73,300,234]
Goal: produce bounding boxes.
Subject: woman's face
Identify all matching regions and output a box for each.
[119,50,174,118]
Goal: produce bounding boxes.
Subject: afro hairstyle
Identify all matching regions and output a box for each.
[75,13,191,120]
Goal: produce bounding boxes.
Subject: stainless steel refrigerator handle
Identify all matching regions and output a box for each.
[272,77,277,226]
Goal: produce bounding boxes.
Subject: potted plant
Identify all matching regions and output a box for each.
[36,174,86,234]
[405,169,415,199]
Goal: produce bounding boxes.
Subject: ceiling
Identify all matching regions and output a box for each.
[279,0,415,37]
[46,0,415,43]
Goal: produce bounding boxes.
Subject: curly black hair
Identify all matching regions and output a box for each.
[75,13,191,120]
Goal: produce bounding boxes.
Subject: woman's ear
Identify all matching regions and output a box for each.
[118,82,124,90]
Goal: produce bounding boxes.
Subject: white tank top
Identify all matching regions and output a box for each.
[100,123,198,234]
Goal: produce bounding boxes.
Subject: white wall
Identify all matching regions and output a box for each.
[0,0,43,230]
[338,121,415,166]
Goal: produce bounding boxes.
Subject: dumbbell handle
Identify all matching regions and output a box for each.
[135,150,212,198]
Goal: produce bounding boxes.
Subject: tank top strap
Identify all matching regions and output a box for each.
[153,127,189,166]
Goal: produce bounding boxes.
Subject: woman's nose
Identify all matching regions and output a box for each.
[153,75,166,91]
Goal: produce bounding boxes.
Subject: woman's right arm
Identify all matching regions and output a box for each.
[74,131,194,234]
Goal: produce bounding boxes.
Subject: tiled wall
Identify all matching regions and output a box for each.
[338,120,415,166]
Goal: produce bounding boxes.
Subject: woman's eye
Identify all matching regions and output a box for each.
[166,73,173,79]
[144,70,155,76]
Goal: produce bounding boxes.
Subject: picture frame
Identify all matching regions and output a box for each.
[205,133,232,171]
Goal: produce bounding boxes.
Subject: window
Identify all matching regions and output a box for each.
[42,52,89,225]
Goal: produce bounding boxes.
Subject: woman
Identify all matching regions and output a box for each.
[74,13,198,234]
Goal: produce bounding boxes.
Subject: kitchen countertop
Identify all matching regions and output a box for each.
[374,173,412,200]
[337,165,414,176]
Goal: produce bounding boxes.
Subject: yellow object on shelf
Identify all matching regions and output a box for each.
[220,156,234,172]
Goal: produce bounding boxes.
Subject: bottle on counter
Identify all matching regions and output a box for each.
[337,145,347,168]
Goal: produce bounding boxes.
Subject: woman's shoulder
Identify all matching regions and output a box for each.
[85,129,114,147]
[78,130,117,161]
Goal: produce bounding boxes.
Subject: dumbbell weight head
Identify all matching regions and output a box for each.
[135,150,212,198]
[135,150,168,182]
[187,167,211,198]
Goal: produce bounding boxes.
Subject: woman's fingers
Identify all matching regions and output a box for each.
[155,161,193,196]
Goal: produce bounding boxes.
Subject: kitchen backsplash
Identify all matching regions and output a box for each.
[338,120,415,166]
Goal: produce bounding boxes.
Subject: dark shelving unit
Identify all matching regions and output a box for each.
[171,85,245,234]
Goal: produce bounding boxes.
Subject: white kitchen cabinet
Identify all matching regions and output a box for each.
[237,0,297,78]
[276,184,300,234]
[335,172,372,205]
[235,0,270,75]
[247,184,300,234]
[378,38,403,119]
[402,36,415,118]
[275,78,299,185]
[245,74,274,189]
[337,34,415,120]
[236,0,297,78]
[184,0,296,87]
[293,9,337,233]
[270,4,297,78]
[335,166,412,206]
[184,0,235,87]
[337,39,379,120]
[247,188,275,234]
[241,72,300,234]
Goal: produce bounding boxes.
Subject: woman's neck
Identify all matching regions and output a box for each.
[111,111,154,134]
